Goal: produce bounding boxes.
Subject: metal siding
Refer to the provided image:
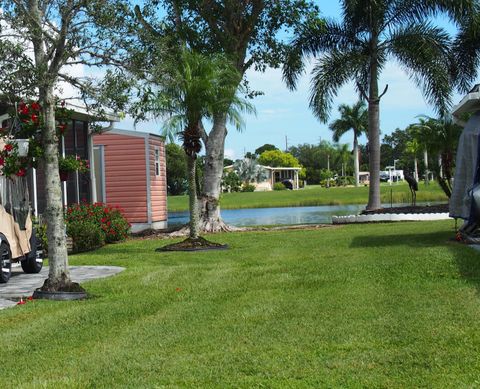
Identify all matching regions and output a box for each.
[94,133,148,223]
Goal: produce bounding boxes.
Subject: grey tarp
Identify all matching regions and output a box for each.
[450,111,480,219]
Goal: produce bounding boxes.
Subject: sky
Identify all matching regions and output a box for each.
[117,1,466,161]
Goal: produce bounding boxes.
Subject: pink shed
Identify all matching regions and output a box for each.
[93,129,167,233]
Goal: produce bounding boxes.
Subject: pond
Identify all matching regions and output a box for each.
[168,203,436,227]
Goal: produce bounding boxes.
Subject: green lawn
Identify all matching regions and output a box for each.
[3,220,480,387]
[168,182,448,212]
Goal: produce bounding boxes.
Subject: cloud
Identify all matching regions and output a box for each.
[224,148,236,160]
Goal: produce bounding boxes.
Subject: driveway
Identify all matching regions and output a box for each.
[0,265,125,310]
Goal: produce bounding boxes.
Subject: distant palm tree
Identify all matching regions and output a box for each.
[334,143,352,178]
[413,115,462,197]
[405,137,421,182]
[411,117,434,185]
[233,158,268,186]
[284,1,473,209]
[329,101,367,186]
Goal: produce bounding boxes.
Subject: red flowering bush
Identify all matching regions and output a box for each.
[0,141,29,176]
[0,100,71,178]
[65,201,130,245]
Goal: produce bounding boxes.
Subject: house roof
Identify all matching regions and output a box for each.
[99,128,165,140]
[262,166,302,171]
[66,102,120,122]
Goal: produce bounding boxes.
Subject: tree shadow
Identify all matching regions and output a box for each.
[350,232,449,248]
[351,231,480,295]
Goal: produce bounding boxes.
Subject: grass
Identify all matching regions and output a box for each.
[3,220,480,387]
[168,182,448,212]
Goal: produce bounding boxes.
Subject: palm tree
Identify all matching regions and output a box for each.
[334,143,352,183]
[411,117,435,185]
[405,137,421,182]
[283,1,474,210]
[329,101,367,186]
[140,48,253,240]
[233,158,268,187]
[413,115,462,197]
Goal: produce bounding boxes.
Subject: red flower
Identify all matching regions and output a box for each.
[0,158,5,166]
[4,144,13,152]
[16,168,26,177]
[31,114,38,123]
[30,102,41,111]
[19,102,29,115]
[57,123,67,133]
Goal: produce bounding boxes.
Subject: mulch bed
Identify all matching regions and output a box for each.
[361,203,449,215]
[155,236,229,252]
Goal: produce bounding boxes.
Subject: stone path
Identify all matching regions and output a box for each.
[0,265,125,310]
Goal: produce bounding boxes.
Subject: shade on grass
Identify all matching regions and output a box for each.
[2,220,480,387]
[168,182,448,212]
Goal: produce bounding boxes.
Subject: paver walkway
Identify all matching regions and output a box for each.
[0,265,124,310]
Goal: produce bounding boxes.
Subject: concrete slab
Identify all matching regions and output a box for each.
[0,266,125,309]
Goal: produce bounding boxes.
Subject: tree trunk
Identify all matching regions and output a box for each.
[414,157,418,182]
[187,154,199,239]
[353,135,360,187]
[366,42,381,210]
[438,153,443,178]
[199,113,231,232]
[40,89,72,290]
[424,149,429,185]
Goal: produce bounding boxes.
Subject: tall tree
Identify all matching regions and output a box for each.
[1,0,121,292]
[137,0,319,231]
[284,0,475,210]
[133,48,253,238]
[329,101,367,187]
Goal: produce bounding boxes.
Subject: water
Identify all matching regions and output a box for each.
[168,202,442,227]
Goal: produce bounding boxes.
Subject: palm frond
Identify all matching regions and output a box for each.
[451,13,480,93]
[309,49,368,123]
[283,19,359,90]
[388,22,452,115]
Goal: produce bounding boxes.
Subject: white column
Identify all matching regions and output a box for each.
[61,135,67,207]
[88,129,97,203]
[32,167,38,217]
[295,170,299,190]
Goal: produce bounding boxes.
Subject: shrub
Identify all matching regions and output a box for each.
[67,220,105,253]
[273,182,286,191]
[336,176,355,186]
[241,183,256,192]
[65,201,130,244]
[222,171,242,192]
[34,219,48,255]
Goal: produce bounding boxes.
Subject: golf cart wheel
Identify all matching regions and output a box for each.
[21,252,43,274]
[0,241,12,283]
[21,230,43,274]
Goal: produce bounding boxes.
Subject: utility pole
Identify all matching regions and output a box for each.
[285,135,288,152]
[327,153,330,188]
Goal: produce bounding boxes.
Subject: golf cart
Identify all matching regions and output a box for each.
[0,174,43,283]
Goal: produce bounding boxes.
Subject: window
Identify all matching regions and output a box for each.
[154,148,160,176]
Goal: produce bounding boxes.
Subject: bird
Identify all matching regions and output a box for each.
[404,171,418,206]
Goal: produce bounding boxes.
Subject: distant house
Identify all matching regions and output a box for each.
[359,171,370,185]
[257,166,302,191]
[93,129,167,233]
[225,162,302,191]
